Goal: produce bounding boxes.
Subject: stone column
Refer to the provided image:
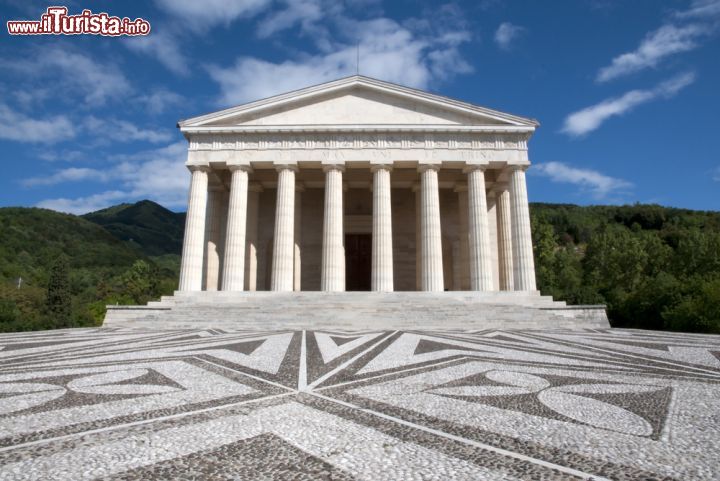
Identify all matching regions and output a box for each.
[294,184,304,291]
[466,166,493,291]
[179,166,209,291]
[202,187,221,291]
[509,166,537,291]
[371,165,393,291]
[486,190,499,291]
[216,189,229,288]
[413,183,421,290]
[454,184,470,290]
[321,165,345,291]
[419,164,444,292]
[244,184,262,291]
[270,165,296,292]
[221,165,250,291]
[496,187,514,291]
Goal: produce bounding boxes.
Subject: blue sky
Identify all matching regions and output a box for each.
[1,0,719,214]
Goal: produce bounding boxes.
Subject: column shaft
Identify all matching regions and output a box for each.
[321,166,345,291]
[202,188,219,291]
[419,165,444,291]
[496,188,514,291]
[216,190,229,288]
[371,166,393,291]
[455,186,470,290]
[270,167,296,291]
[178,167,209,291]
[467,167,493,291]
[414,185,421,290]
[509,167,537,291]
[222,166,249,291]
[294,186,303,291]
[244,185,261,291]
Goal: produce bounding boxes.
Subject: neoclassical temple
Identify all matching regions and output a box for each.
[176,76,538,294]
[104,76,609,328]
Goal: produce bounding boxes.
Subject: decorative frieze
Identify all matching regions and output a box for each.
[188,132,529,152]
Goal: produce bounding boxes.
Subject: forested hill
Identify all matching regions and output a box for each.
[0,202,182,331]
[0,201,719,333]
[529,203,720,333]
[81,200,185,256]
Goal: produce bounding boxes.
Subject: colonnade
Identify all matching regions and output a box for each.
[178,164,537,293]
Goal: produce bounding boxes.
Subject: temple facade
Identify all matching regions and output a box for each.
[176,76,539,294]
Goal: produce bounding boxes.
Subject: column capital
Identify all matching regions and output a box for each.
[187,164,211,173]
[506,163,529,172]
[275,163,298,173]
[370,163,393,173]
[463,163,487,173]
[322,163,345,173]
[417,163,441,173]
[228,164,253,173]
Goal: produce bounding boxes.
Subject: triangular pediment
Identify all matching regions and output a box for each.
[179,76,538,132]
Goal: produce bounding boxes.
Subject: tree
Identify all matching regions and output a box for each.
[120,260,160,304]
[45,257,72,328]
[0,298,20,324]
[663,276,720,333]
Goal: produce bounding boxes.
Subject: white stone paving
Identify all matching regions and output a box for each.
[1,327,719,480]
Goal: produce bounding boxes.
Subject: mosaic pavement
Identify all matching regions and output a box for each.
[1,327,720,480]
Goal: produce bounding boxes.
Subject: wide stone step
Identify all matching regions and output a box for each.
[104,292,608,329]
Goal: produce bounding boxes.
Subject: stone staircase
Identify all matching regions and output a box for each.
[103,291,610,330]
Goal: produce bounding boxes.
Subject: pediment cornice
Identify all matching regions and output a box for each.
[178,76,539,134]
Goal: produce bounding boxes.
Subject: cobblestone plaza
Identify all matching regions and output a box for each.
[1,327,719,480]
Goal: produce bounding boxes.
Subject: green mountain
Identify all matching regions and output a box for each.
[529,202,720,333]
[82,200,186,256]
[1,200,719,333]
[0,203,182,331]
[0,207,142,283]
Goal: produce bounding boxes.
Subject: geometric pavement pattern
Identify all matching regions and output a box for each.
[1,327,720,480]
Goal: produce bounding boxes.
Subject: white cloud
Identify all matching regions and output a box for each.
[36,191,128,216]
[597,24,708,82]
[154,0,272,32]
[126,0,273,74]
[83,116,173,144]
[118,155,190,207]
[0,103,76,143]
[208,16,471,105]
[257,0,324,38]
[3,47,132,106]
[23,168,107,187]
[494,22,524,50]
[534,162,633,200]
[561,72,696,137]
[36,149,86,163]
[32,142,190,214]
[675,0,720,19]
[14,88,52,108]
[0,104,170,145]
[124,29,190,76]
[713,166,720,182]
[137,89,185,115]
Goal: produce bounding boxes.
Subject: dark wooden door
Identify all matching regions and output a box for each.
[345,234,372,291]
